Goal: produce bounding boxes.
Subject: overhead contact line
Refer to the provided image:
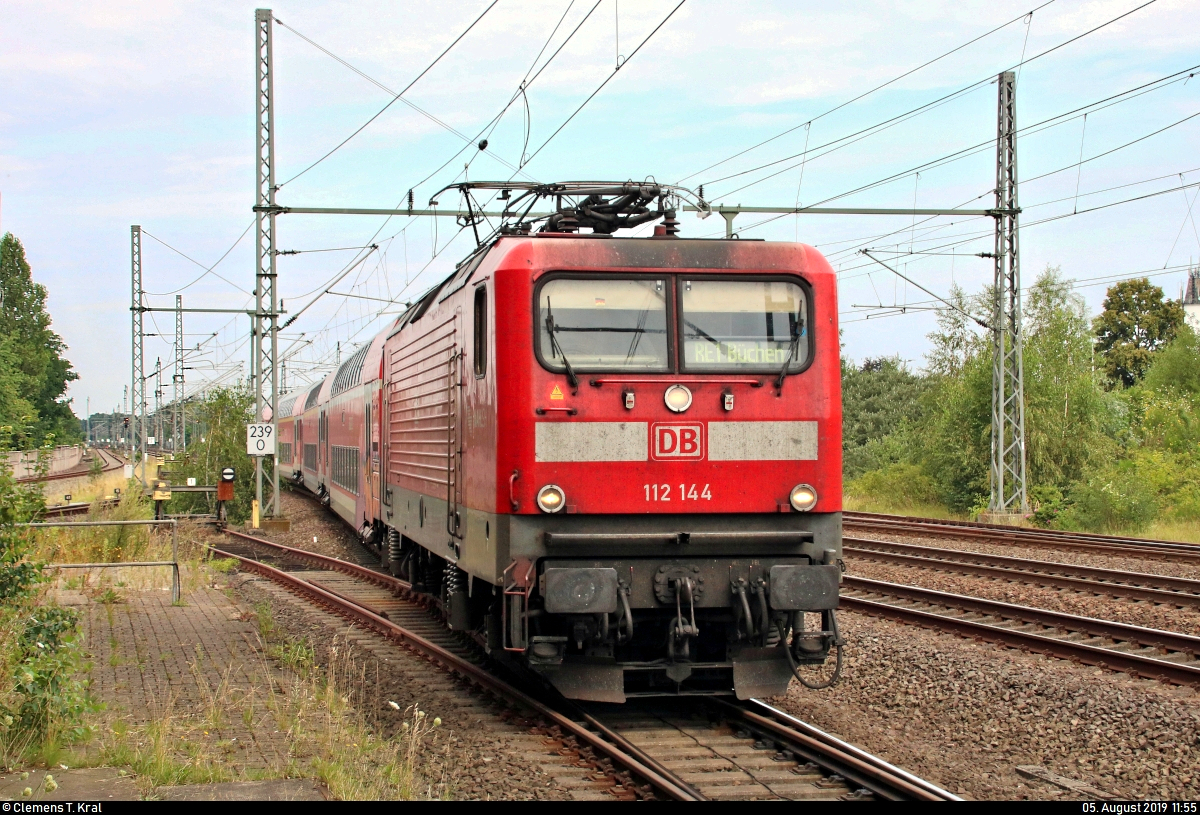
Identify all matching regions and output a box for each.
[696,1,1165,200]
[278,0,500,189]
[679,1,1058,185]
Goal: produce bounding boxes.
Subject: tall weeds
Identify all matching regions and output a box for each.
[0,436,92,765]
[84,629,448,799]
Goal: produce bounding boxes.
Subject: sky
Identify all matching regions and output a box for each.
[2,0,1199,418]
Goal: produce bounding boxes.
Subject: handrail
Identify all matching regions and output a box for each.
[25,519,180,602]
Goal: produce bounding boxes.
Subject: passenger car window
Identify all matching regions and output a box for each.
[538,278,670,372]
[680,279,809,371]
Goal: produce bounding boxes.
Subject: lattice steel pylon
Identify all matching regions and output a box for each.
[173,295,185,451]
[989,71,1029,515]
[254,8,281,516]
[155,356,163,448]
[130,225,146,486]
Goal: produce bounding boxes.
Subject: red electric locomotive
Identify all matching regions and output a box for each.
[280,183,843,702]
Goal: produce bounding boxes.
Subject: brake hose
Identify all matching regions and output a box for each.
[778,611,844,690]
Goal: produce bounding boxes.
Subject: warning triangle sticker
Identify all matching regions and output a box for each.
[550,385,564,400]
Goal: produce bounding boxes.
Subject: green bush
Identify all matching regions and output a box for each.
[845,463,939,511]
[1165,483,1200,523]
[1142,325,1200,396]
[0,450,92,760]
[1058,456,1163,532]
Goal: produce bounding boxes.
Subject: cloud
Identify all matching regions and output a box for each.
[3,0,1198,407]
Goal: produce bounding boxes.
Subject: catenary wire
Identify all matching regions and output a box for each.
[711,64,1197,204]
[277,0,499,189]
[274,15,533,181]
[274,2,610,342]
[520,0,688,168]
[696,0,1161,195]
[142,225,254,296]
[678,1,1056,184]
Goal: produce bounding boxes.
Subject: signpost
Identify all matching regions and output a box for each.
[246,423,275,457]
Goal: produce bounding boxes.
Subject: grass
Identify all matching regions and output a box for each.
[845,484,1200,543]
[268,639,315,678]
[842,493,964,520]
[209,558,238,575]
[30,497,217,602]
[61,588,450,800]
[1126,519,1200,544]
[23,509,447,798]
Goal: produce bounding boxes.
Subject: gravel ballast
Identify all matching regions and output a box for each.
[845,558,1200,637]
[775,610,1200,800]
[850,530,1200,583]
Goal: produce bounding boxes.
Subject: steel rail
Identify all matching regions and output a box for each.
[226,497,960,801]
[572,710,708,801]
[20,448,125,485]
[842,576,1200,685]
[43,500,117,518]
[844,512,1200,563]
[844,539,1200,608]
[715,699,960,801]
[222,528,407,592]
[846,510,1200,553]
[211,535,701,801]
[745,700,961,801]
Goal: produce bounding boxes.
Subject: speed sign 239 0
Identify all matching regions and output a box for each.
[246,423,276,456]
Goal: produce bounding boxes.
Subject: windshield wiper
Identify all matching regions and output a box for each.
[544,301,579,390]
[775,322,803,391]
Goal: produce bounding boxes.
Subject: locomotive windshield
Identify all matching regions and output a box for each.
[680,279,809,371]
[538,278,670,371]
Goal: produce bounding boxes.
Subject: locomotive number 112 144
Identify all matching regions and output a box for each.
[644,484,712,501]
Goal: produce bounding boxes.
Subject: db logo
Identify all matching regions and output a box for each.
[652,423,704,460]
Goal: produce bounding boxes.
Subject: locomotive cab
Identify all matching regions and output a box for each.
[507,253,843,701]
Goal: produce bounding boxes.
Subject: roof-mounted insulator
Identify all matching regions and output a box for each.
[662,209,680,236]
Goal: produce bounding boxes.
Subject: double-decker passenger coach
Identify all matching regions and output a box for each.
[295,182,843,701]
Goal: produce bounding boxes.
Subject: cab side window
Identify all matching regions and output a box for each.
[473,285,487,378]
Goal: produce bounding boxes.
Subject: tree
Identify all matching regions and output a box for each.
[924,283,990,378]
[922,349,993,513]
[1141,324,1200,397]
[841,356,929,478]
[919,284,994,512]
[919,267,1115,513]
[0,234,80,442]
[169,386,259,523]
[1022,267,1110,489]
[1093,278,1184,388]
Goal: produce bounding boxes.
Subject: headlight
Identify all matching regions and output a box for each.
[664,384,693,413]
[537,484,566,513]
[789,483,817,512]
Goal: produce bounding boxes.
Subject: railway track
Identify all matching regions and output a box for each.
[844,511,1200,564]
[841,576,1200,686]
[210,528,957,802]
[42,499,121,518]
[20,447,125,485]
[844,538,1200,609]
